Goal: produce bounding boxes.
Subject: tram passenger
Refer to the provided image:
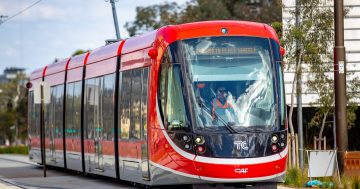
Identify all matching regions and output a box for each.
[211,87,235,124]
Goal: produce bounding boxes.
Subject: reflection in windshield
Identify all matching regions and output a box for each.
[182,36,275,130]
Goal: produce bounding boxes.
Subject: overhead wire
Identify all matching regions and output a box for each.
[0,0,42,25]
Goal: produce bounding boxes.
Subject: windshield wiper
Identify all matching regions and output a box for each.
[196,96,237,134]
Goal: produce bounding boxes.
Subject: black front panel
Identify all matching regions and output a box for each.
[192,131,287,158]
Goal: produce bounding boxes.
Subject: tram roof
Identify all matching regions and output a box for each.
[30,20,279,81]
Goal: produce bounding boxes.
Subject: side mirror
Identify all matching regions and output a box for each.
[280,46,285,68]
[148,48,158,59]
[280,46,285,57]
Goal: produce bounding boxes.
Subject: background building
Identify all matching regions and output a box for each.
[0,67,26,84]
[282,0,360,106]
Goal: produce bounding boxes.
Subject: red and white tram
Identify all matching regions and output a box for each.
[28,20,287,188]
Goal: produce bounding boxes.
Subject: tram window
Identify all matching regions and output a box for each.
[44,88,51,138]
[44,85,64,141]
[119,68,148,140]
[66,82,81,139]
[103,74,115,141]
[130,70,141,139]
[73,82,82,138]
[55,85,64,137]
[35,103,41,137]
[158,64,189,131]
[119,71,131,139]
[66,83,74,138]
[277,63,286,126]
[85,75,115,141]
[271,39,286,127]
[28,91,34,138]
[141,68,149,139]
[85,78,96,140]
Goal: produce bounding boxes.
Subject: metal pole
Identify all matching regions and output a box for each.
[333,109,337,150]
[295,0,304,169]
[110,0,121,40]
[334,0,348,174]
[41,83,46,177]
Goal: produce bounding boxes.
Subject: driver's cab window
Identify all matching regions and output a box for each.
[159,52,189,131]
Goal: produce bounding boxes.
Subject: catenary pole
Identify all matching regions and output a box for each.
[109,0,121,40]
[334,0,347,174]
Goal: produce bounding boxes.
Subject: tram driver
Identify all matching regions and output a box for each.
[211,87,236,125]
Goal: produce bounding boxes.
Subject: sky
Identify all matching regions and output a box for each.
[0,0,188,74]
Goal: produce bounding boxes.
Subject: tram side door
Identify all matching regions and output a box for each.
[141,124,149,180]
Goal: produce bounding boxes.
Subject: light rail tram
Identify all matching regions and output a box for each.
[28,20,288,188]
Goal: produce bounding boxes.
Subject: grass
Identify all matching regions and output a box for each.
[283,167,360,188]
[0,146,28,155]
[284,167,307,187]
[336,176,360,189]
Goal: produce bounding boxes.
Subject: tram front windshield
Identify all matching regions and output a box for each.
[182,36,276,131]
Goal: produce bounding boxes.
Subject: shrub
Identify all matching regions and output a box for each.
[0,146,28,155]
[284,167,306,187]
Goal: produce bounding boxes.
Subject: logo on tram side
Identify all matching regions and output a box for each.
[234,168,249,174]
[234,141,248,150]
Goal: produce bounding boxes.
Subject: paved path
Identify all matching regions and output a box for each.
[0,154,135,189]
[0,154,293,189]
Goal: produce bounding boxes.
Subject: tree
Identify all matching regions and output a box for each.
[283,0,360,165]
[124,2,181,36]
[72,49,89,57]
[124,0,282,36]
[0,73,28,145]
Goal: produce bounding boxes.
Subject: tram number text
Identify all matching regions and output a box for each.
[234,168,249,174]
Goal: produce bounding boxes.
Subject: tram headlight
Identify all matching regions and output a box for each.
[271,134,279,143]
[195,136,205,145]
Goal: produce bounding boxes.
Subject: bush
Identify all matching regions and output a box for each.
[339,176,360,189]
[0,146,28,155]
[353,176,360,189]
[284,167,306,187]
